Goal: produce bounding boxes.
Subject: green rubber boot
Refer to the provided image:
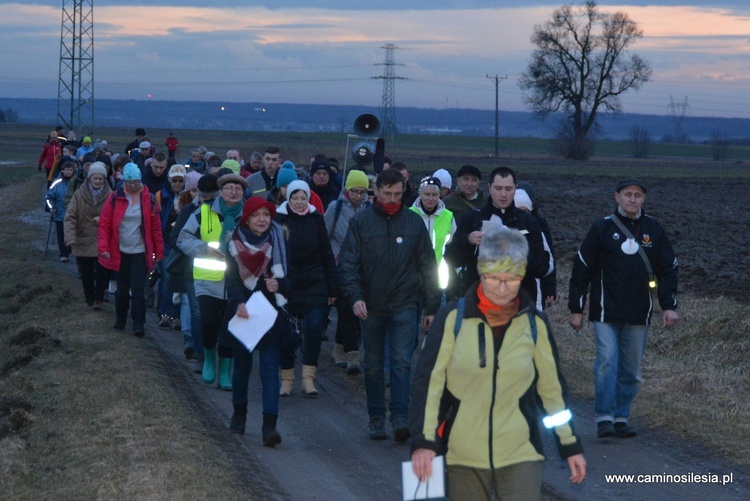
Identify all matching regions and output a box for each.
[218,357,233,391]
[202,347,216,384]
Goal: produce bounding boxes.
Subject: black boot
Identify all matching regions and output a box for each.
[262,414,281,447]
[113,294,128,330]
[131,294,146,338]
[230,404,247,435]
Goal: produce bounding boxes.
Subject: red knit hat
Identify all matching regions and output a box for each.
[239,196,276,227]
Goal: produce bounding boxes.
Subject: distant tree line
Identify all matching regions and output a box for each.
[0,108,19,123]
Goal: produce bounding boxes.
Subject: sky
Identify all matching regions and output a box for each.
[1,1,750,119]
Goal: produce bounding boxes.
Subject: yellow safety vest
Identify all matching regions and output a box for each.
[193,204,225,281]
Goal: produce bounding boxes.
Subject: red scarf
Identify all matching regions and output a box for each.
[376,198,401,216]
[476,284,519,328]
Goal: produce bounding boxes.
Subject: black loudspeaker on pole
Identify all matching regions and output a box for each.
[350,114,384,172]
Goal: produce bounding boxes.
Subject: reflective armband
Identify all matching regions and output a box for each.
[543,409,572,429]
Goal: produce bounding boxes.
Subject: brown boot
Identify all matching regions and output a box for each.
[301,365,318,397]
[280,369,295,397]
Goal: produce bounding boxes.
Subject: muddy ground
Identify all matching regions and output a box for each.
[504,172,748,302]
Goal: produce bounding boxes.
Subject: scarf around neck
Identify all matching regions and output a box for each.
[219,198,242,253]
[476,283,520,328]
[228,222,288,306]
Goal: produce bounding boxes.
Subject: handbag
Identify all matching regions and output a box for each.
[277,307,302,352]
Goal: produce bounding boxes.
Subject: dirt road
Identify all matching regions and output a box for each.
[144,312,749,500]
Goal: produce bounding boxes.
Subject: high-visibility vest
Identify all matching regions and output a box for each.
[193,204,225,281]
[411,207,454,289]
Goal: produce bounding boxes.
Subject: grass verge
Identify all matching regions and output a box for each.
[547,263,750,466]
[0,176,261,498]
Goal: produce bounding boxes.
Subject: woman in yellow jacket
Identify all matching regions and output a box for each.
[409,225,586,500]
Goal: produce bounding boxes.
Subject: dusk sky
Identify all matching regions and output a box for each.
[2,1,749,118]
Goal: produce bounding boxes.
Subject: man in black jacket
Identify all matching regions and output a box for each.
[568,178,678,440]
[339,169,441,443]
[444,166,553,301]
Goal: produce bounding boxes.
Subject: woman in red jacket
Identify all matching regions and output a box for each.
[98,163,164,337]
[38,131,62,184]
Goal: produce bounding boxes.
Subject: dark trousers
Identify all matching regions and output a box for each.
[55,221,71,258]
[335,296,361,352]
[280,305,326,369]
[77,256,109,303]
[116,253,147,329]
[198,295,232,358]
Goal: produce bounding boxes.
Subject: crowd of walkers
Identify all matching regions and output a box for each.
[41,125,688,498]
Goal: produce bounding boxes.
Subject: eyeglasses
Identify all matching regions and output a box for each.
[124,180,141,185]
[221,185,244,193]
[481,275,522,288]
[349,189,367,196]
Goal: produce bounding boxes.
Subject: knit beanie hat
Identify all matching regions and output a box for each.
[197,174,220,198]
[123,163,141,181]
[221,159,241,175]
[87,162,108,179]
[239,196,277,227]
[477,225,528,277]
[345,169,369,191]
[182,170,201,194]
[432,169,452,190]
[276,165,299,188]
[514,189,533,212]
[286,180,311,201]
[310,158,331,176]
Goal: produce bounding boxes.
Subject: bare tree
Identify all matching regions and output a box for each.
[519,0,652,159]
[629,126,651,158]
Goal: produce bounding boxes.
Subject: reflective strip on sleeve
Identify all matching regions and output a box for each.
[542,409,572,429]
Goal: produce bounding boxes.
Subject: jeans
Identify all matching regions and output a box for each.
[181,276,203,355]
[593,321,649,423]
[232,345,281,416]
[280,305,326,369]
[361,308,418,422]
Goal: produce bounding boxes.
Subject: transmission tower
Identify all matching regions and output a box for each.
[667,96,689,143]
[372,44,405,137]
[57,0,95,137]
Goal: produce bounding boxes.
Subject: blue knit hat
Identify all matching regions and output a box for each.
[276,164,298,188]
[123,163,141,181]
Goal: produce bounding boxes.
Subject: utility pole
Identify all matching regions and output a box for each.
[486,74,507,158]
[373,44,405,139]
[57,0,95,136]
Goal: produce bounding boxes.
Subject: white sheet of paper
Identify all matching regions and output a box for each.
[401,455,445,500]
[227,291,278,352]
[482,215,504,233]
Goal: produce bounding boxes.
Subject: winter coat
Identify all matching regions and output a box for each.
[64,180,112,257]
[275,202,339,314]
[38,140,62,172]
[568,209,678,325]
[443,188,489,222]
[445,200,553,301]
[311,182,338,212]
[142,166,168,195]
[409,288,583,469]
[97,186,164,273]
[46,175,71,222]
[339,202,441,317]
